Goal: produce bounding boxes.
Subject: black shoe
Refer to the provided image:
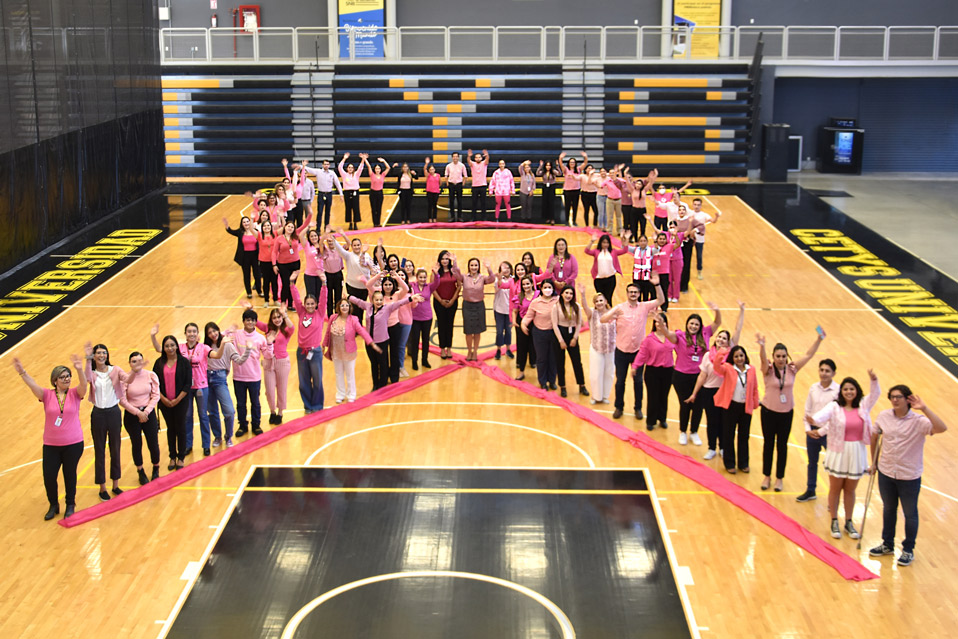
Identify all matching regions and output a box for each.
[235,426,249,437]
[138,469,149,485]
[252,426,264,436]
[184,448,193,457]
[422,360,431,368]
[506,350,515,359]
[647,421,656,431]
[412,361,419,371]
[560,387,567,397]
[613,408,623,419]
[151,467,160,480]
[99,490,111,502]
[658,420,667,429]
[276,415,284,424]
[541,384,548,390]
[529,362,536,369]
[795,490,817,502]
[203,448,211,457]
[167,459,176,471]
[869,543,895,557]
[548,382,557,391]
[64,504,75,518]
[269,413,278,425]
[112,487,123,496]
[44,503,59,521]
[579,385,589,396]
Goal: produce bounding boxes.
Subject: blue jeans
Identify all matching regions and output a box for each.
[184,387,210,449]
[805,433,827,491]
[233,379,262,429]
[297,346,325,413]
[396,323,412,368]
[206,369,234,441]
[878,471,922,552]
[494,311,512,348]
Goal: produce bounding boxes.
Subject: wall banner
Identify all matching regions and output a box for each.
[338,0,384,58]
[673,0,722,59]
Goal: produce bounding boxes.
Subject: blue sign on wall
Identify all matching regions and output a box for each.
[338,0,384,58]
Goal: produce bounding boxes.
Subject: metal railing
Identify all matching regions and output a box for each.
[159,25,958,65]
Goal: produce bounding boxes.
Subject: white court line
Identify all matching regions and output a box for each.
[404,229,551,244]
[0,196,233,361]
[303,418,595,468]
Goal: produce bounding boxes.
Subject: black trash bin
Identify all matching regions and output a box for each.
[761,123,790,182]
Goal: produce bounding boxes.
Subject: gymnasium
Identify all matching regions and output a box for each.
[2,1,957,638]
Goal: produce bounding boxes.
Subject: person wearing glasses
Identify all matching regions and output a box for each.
[868,386,949,567]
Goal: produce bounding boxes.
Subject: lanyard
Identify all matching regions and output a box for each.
[776,365,787,391]
[56,391,66,414]
[736,367,748,390]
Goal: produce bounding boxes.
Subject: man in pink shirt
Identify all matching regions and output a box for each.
[233,308,271,436]
[467,148,489,222]
[600,275,664,420]
[444,152,467,222]
[869,386,948,566]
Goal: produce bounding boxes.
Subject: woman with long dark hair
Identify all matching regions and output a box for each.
[257,305,295,424]
[120,351,161,484]
[257,219,277,308]
[558,151,586,225]
[363,156,390,228]
[631,312,677,430]
[536,159,561,224]
[393,162,418,224]
[338,152,365,230]
[551,284,589,397]
[83,342,126,501]
[546,238,578,290]
[584,233,630,305]
[224,215,261,300]
[204,322,251,448]
[432,250,461,359]
[512,274,539,380]
[673,306,722,445]
[521,279,560,390]
[272,212,313,308]
[712,344,759,474]
[152,335,191,470]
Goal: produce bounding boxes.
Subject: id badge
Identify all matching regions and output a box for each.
[289,248,294,255]
[54,416,62,427]
[779,393,788,404]
[691,355,700,362]
[558,270,564,279]
[306,350,314,360]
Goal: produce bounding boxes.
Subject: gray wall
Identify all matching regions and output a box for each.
[166,0,330,29]
[396,0,659,27]
[732,0,958,26]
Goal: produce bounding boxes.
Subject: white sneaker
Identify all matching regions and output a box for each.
[226,439,234,448]
[690,433,702,446]
[590,398,598,405]
[679,432,688,445]
[399,368,409,378]
[704,449,717,460]
[336,398,344,404]
[212,438,222,448]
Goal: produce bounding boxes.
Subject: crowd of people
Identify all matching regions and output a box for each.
[13,155,949,568]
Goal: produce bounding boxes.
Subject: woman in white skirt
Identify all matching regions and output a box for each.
[579,284,615,404]
[807,369,880,540]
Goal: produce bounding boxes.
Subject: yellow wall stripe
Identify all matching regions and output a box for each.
[389,79,405,88]
[164,118,179,126]
[619,105,635,113]
[167,155,182,164]
[618,142,635,151]
[432,116,448,125]
[432,142,449,151]
[705,129,721,138]
[161,92,180,101]
[433,130,448,139]
[476,79,491,88]
[634,78,708,88]
[161,79,220,89]
[403,91,419,100]
[165,142,181,152]
[705,142,721,151]
[418,104,434,113]
[447,104,463,113]
[706,91,724,101]
[433,154,450,163]
[162,105,178,114]
[166,130,180,139]
[633,116,708,126]
[631,154,706,164]
[619,91,635,100]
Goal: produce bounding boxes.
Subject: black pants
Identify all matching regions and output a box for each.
[761,407,793,479]
[658,272,670,311]
[622,204,634,238]
[564,190,580,225]
[124,408,160,468]
[305,274,322,304]
[159,399,189,461]
[594,276,616,305]
[723,401,752,471]
[581,192,598,227]
[698,386,723,450]
[290,200,304,228]
[614,348,643,411]
[276,261,299,308]
[369,189,384,227]
[43,442,83,506]
[543,185,558,223]
[317,191,334,228]
[434,298,458,348]
[515,310,535,370]
[448,183,463,220]
[344,189,360,225]
[644,365,673,426]
[636,208,647,239]
[471,185,487,220]
[399,188,413,223]
[323,270,343,316]
[346,284,368,323]
[426,191,439,220]
[635,279,655,302]
[680,239,694,292]
[532,326,557,387]
[260,260,278,303]
[673,370,700,433]
[387,323,403,383]
[91,405,122,485]
[409,318,433,363]
[554,325,585,388]
[366,340,390,390]
[239,249,260,296]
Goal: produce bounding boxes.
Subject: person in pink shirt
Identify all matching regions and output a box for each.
[254,305,294,425]
[13,353,87,520]
[807,370,880,541]
[338,152,365,230]
[444,152,467,222]
[318,232,345,316]
[362,156,390,228]
[393,162,419,224]
[666,220,685,303]
[648,171,692,231]
[424,157,442,223]
[558,151,586,225]
[459,258,496,361]
[551,284,588,398]
[756,328,825,491]
[672,305,722,446]
[546,237,578,289]
[324,298,377,402]
[365,272,410,382]
[291,277,328,414]
[223,215,261,301]
[651,230,681,312]
[869,387,949,566]
[409,267,436,370]
[631,312,678,430]
[490,159,515,222]
[600,276,665,420]
[601,165,627,234]
[467,148,489,221]
[521,279,560,389]
[348,285,420,390]
[584,232,630,305]
[300,227,326,304]
[712,345,759,473]
[119,351,162,484]
[256,220,278,308]
[579,165,599,228]
[232,308,272,436]
[272,212,313,308]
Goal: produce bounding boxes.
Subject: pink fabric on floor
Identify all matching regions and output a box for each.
[59,363,463,528]
[477,362,878,581]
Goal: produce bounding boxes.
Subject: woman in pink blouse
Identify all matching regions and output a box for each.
[521,279,560,390]
[424,157,442,223]
[756,329,825,491]
[580,285,615,404]
[579,164,599,228]
[393,162,418,224]
[672,305,722,446]
[584,233,630,305]
[272,212,313,308]
[651,230,681,312]
[546,238,578,289]
[364,272,409,383]
[13,353,87,520]
[459,258,496,361]
[558,151,587,225]
[490,159,515,222]
[363,156,390,228]
[256,305,295,425]
[120,351,162,484]
[324,298,376,403]
[300,227,325,303]
[551,284,588,398]
[512,273,539,380]
[257,220,277,308]
[338,152,365,230]
[224,215,261,301]
[632,313,678,430]
[468,149,489,222]
[318,232,345,316]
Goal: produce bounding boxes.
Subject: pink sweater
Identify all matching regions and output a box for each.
[323,314,374,360]
[120,369,161,413]
[291,284,327,350]
[584,245,630,279]
[546,254,578,287]
[231,330,270,382]
[632,333,677,369]
[490,168,515,196]
[339,158,364,190]
[257,320,294,360]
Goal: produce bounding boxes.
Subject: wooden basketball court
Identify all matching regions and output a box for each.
[2,192,956,638]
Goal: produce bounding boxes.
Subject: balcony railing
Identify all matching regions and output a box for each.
[159,25,958,65]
